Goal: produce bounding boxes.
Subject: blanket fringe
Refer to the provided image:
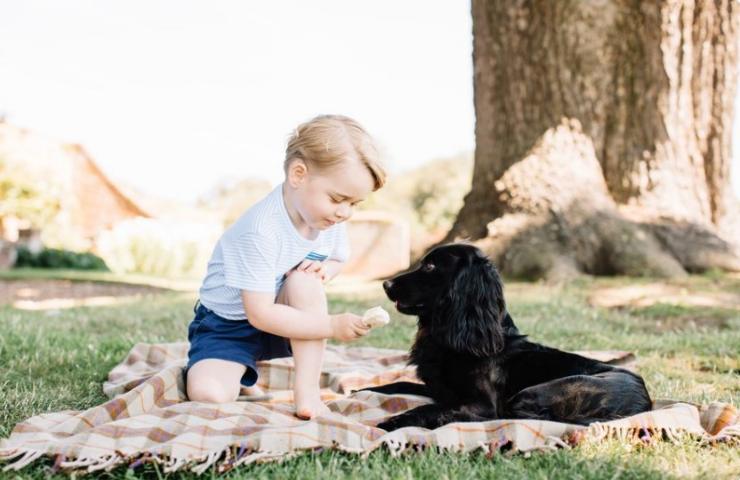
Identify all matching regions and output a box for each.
[86,454,122,472]
[545,435,571,450]
[162,456,189,473]
[705,424,740,444]
[0,450,25,464]
[2,449,44,471]
[386,438,408,457]
[191,450,223,475]
[60,456,105,469]
[3,422,738,475]
[584,423,716,446]
[229,451,285,470]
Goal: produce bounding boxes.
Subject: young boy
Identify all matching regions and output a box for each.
[185,114,386,419]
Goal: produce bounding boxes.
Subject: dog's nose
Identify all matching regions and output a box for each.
[382,280,393,292]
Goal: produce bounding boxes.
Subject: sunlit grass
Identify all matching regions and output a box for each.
[1,271,738,478]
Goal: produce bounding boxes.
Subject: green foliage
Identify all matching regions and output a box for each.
[13,246,108,271]
[407,153,474,231]
[355,152,473,257]
[360,152,473,241]
[95,217,221,277]
[0,156,61,228]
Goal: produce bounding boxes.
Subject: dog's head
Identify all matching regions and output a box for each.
[383,243,506,357]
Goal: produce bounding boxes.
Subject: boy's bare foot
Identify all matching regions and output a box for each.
[295,393,331,420]
[295,400,331,420]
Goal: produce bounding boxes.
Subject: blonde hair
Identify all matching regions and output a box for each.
[284,114,386,190]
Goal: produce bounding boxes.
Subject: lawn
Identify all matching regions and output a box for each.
[0,271,738,479]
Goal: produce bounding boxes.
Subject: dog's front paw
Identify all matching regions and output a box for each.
[376,420,398,431]
[376,415,408,431]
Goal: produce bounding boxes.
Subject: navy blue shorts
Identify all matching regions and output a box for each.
[184,300,292,388]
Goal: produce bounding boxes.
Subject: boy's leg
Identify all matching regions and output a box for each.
[186,358,246,403]
[276,270,331,419]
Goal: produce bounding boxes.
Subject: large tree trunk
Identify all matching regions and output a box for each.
[447,0,740,280]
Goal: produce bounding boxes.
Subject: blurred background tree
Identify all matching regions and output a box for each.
[445,0,740,280]
[360,152,473,258]
[0,156,60,230]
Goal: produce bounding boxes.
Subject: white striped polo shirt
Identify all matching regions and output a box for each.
[198,182,350,320]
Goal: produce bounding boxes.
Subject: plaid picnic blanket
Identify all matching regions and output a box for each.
[1,342,737,475]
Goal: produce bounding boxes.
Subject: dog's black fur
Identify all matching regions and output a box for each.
[364,244,652,431]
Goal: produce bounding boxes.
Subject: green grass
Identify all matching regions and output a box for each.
[1,272,739,479]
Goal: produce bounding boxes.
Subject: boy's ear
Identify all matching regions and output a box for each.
[287,158,308,186]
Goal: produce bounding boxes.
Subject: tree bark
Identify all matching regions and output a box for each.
[447,0,740,279]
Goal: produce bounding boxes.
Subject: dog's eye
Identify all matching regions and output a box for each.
[421,263,436,273]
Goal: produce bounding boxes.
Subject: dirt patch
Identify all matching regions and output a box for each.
[0,279,172,310]
[634,315,732,333]
[588,282,739,333]
[588,283,740,310]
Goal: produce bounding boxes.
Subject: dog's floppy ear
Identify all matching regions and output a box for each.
[434,253,506,357]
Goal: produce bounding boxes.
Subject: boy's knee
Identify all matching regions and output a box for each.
[282,271,326,304]
[284,269,323,288]
[187,377,239,403]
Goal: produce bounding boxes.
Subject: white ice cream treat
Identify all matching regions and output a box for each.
[362,306,391,328]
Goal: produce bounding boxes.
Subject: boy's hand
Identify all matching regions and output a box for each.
[288,260,328,282]
[330,313,370,341]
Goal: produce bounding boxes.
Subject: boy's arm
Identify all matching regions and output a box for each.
[241,290,365,341]
[242,291,332,339]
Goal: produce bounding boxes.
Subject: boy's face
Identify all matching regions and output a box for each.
[289,157,375,230]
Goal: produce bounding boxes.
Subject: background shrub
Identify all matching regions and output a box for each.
[14,246,108,270]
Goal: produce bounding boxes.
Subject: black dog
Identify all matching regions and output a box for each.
[365,243,652,431]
